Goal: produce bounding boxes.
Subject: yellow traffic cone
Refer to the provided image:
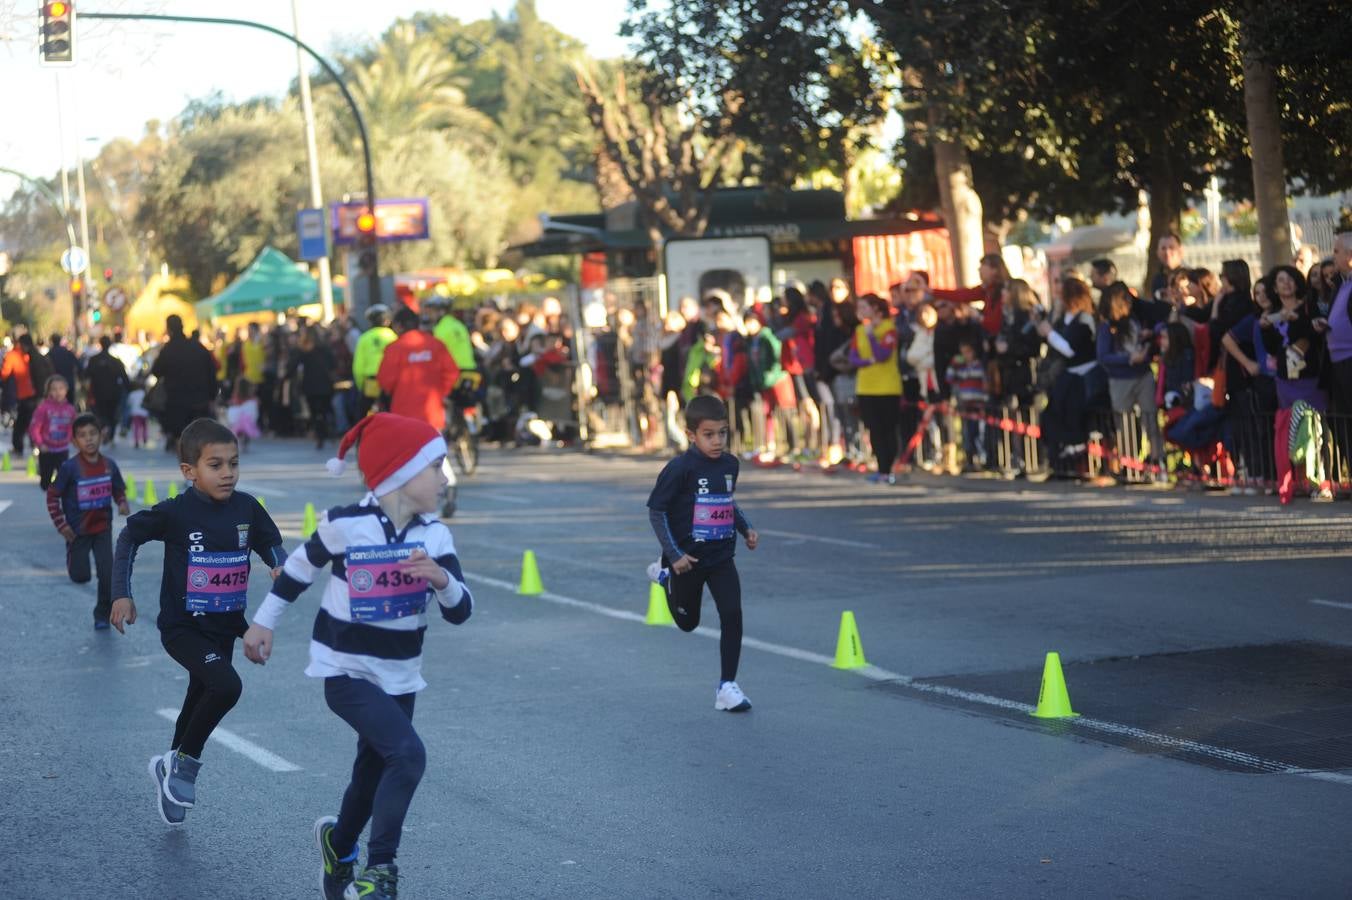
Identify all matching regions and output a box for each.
[125,474,138,502]
[518,550,543,595]
[167,480,179,498]
[831,611,867,669]
[1,451,10,472]
[645,581,674,626]
[143,479,158,505]
[1030,652,1079,719]
[26,453,37,478]
[302,502,318,537]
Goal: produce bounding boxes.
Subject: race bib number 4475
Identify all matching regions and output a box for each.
[346,542,429,622]
[186,550,250,613]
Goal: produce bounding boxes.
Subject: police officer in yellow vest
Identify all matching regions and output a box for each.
[352,304,397,418]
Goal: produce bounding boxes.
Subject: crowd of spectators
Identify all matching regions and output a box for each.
[6,230,1351,508]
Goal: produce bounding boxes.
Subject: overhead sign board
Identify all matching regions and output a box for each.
[663,236,773,312]
[297,208,328,261]
[331,198,431,246]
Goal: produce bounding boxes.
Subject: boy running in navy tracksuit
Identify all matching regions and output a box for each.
[647,394,760,712]
[243,413,473,900]
[46,412,130,628]
[110,418,286,827]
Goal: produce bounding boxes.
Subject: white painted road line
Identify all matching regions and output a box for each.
[155,708,300,772]
[753,528,881,550]
[1309,599,1352,611]
[466,573,1351,787]
[0,500,11,515]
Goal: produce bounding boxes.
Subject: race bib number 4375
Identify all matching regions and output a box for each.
[346,542,429,622]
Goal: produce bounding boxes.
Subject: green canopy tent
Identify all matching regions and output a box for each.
[195,246,342,319]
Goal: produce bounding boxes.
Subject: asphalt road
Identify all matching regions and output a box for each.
[3,435,1351,899]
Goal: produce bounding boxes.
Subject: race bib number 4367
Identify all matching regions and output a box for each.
[346,542,429,622]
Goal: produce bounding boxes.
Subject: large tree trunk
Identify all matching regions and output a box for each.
[930,107,984,288]
[1143,148,1183,297]
[1241,33,1292,271]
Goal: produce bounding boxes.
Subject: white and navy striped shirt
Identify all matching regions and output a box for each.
[251,493,472,695]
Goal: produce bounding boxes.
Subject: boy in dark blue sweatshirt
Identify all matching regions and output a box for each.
[646,395,760,712]
[111,418,285,826]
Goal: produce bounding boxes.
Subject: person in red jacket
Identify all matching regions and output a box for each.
[930,253,1010,338]
[376,307,459,432]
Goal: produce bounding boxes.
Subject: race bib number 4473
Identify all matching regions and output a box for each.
[186,550,250,613]
[692,493,735,541]
[346,542,429,622]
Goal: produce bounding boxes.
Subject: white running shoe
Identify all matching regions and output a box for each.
[715,681,752,712]
[646,560,663,583]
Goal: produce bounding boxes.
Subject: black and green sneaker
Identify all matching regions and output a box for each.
[315,816,356,900]
[344,862,398,900]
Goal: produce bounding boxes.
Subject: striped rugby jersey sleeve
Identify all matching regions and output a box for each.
[425,522,472,625]
[251,509,341,630]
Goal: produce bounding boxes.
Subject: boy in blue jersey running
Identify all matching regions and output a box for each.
[243,412,472,900]
[110,418,285,827]
[647,394,760,712]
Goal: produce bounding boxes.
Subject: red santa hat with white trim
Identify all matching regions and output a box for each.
[326,413,446,497]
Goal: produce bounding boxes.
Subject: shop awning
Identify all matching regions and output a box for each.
[195,247,341,319]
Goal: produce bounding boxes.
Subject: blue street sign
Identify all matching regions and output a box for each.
[297,208,328,261]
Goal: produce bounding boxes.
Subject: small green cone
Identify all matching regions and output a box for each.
[1,451,10,472]
[831,611,867,669]
[302,502,318,537]
[1030,652,1079,719]
[645,581,675,626]
[518,550,543,595]
[143,480,159,505]
[26,453,37,478]
[167,480,179,498]
[125,474,138,502]
[257,496,266,510]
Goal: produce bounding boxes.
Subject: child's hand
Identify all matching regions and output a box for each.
[399,548,449,590]
[671,553,699,575]
[117,500,131,516]
[744,529,759,551]
[59,526,76,544]
[109,598,136,634]
[243,624,273,665]
[270,567,282,580]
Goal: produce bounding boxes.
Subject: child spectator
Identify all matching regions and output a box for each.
[47,412,130,628]
[945,339,989,470]
[110,418,286,827]
[646,395,759,712]
[226,380,262,451]
[243,413,472,900]
[29,374,77,490]
[126,381,150,449]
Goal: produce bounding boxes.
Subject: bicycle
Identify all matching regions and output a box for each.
[443,372,483,478]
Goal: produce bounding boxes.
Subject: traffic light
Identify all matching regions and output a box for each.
[102,267,113,283]
[39,1,75,66]
[356,208,377,277]
[69,276,83,298]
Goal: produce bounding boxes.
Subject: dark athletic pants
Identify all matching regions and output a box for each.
[858,394,901,475]
[67,530,112,621]
[161,629,243,759]
[38,450,66,490]
[326,675,425,868]
[666,557,743,683]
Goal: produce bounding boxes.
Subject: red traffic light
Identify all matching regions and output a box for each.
[40,0,74,65]
[102,267,113,281]
[355,211,376,234]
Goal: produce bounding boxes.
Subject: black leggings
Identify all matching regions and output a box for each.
[666,557,743,683]
[38,450,67,489]
[857,394,901,475]
[326,676,424,868]
[67,530,112,620]
[161,629,243,758]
